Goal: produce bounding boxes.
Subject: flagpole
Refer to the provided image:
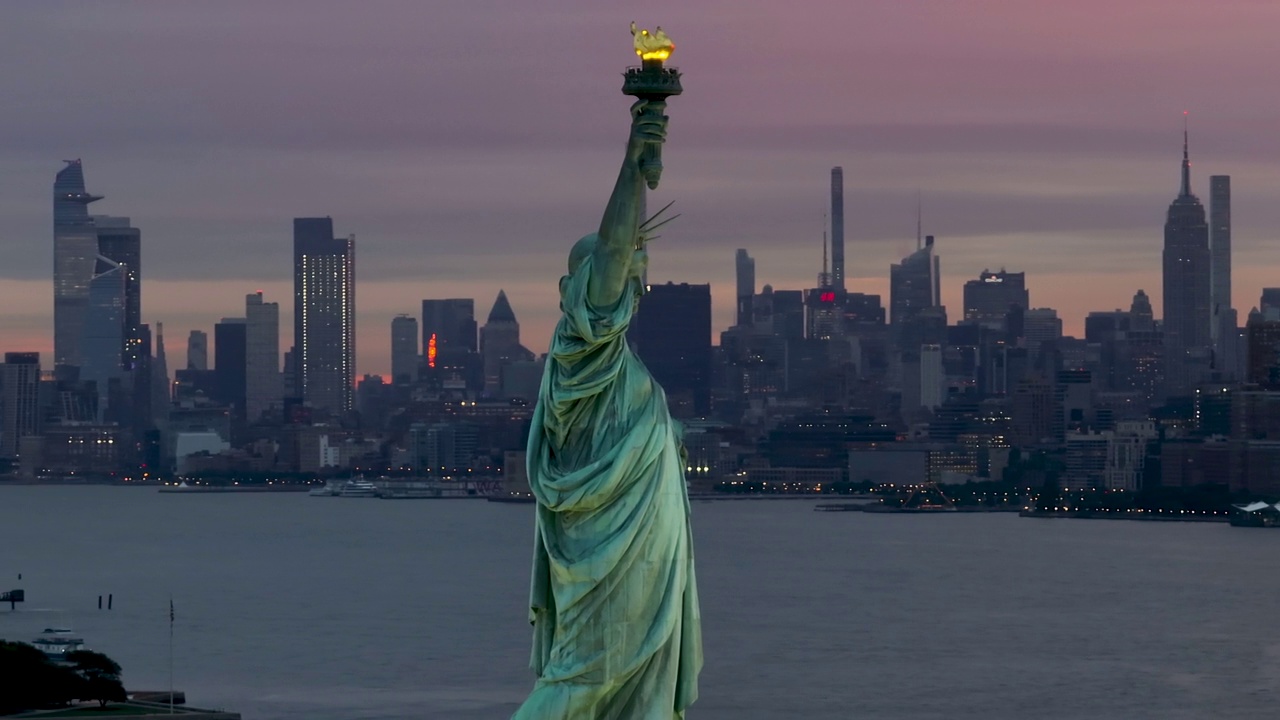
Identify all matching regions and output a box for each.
[168,596,174,714]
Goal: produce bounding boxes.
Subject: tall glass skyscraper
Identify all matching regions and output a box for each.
[53,160,103,371]
[80,256,127,418]
[1162,130,1211,395]
[293,217,355,414]
[94,215,143,371]
[890,235,940,326]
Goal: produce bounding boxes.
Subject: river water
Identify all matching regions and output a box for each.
[1,486,1277,719]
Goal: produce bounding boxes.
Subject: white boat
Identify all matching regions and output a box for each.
[309,480,345,497]
[32,627,86,661]
[338,479,379,498]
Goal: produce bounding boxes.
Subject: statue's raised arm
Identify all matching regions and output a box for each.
[585,99,667,308]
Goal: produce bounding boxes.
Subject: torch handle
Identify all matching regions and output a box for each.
[637,100,666,190]
[639,143,663,190]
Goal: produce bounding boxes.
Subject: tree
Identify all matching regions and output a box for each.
[67,650,127,707]
[0,641,81,712]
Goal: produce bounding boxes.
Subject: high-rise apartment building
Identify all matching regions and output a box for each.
[93,216,143,371]
[2,353,41,459]
[735,249,755,327]
[890,235,940,326]
[391,315,419,385]
[245,292,281,422]
[53,160,103,371]
[830,167,845,292]
[1162,130,1212,395]
[293,217,355,413]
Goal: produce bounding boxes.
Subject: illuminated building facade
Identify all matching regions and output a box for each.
[80,256,127,417]
[53,160,104,372]
[293,217,355,413]
[93,216,143,371]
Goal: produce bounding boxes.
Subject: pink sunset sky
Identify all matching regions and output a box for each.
[2,1,1279,376]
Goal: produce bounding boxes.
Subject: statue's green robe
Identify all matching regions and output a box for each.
[514,256,702,719]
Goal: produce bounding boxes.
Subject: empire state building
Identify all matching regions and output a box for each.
[1162,128,1211,396]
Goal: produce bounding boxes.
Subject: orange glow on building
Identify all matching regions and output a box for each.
[427,333,437,368]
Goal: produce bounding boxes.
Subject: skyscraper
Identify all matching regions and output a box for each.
[735,249,755,327]
[187,330,208,371]
[79,256,127,417]
[1209,175,1238,377]
[94,215,143,371]
[479,291,532,395]
[214,318,247,416]
[1210,175,1232,322]
[391,315,419,385]
[1162,128,1212,396]
[830,167,845,292]
[245,292,281,422]
[293,217,355,413]
[421,299,477,355]
[963,269,1029,330]
[629,282,713,417]
[890,235,940,326]
[2,353,41,459]
[53,160,103,371]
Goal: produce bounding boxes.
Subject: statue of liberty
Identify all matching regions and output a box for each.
[513,29,702,719]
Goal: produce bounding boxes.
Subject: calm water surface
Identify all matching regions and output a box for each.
[1,487,1278,719]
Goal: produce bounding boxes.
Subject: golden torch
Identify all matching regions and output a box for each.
[623,22,682,190]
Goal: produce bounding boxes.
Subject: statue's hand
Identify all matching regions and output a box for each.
[627,99,667,162]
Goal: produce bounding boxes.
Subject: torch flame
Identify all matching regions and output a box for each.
[631,21,674,62]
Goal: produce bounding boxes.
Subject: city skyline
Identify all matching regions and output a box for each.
[5,3,1280,376]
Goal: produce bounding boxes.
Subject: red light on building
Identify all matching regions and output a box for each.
[820,292,836,303]
[427,333,437,368]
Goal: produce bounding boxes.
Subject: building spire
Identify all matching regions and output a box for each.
[1181,111,1191,197]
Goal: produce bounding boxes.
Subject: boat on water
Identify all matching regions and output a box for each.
[309,480,346,497]
[381,485,473,499]
[338,479,380,498]
[32,627,86,661]
[487,491,536,504]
